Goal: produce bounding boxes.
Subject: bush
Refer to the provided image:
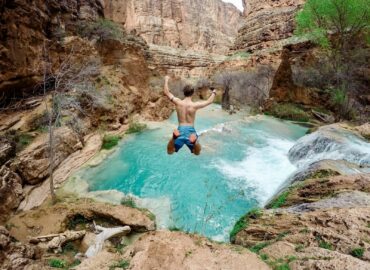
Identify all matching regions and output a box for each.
[267,103,310,122]
[48,259,67,268]
[318,240,333,250]
[249,242,270,253]
[126,122,147,134]
[78,18,124,42]
[350,248,364,258]
[102,135,121,150]
[109,259,130,270]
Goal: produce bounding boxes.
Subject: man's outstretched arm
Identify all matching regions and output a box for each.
[194,88,217,109]
[164,75,180,104]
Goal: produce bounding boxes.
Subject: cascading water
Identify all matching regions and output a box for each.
[65,106,370,242]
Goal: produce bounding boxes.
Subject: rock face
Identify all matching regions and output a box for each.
[77,231,270,270]
[14,127,82,185]
[0,166,24,223]
[0,0,103,104]
[234,0,305,52]
[232,171,370,269]
[103,0,242,54]
[7,199,156,243]
[0,226,44,270]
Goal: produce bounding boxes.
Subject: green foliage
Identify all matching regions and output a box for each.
[169,226,182,232]
[268,190,290,209]
[48,259,67,268]
[79,18,124,42]
[126,122,147,134]
[249,242,270,253]
[109,259,130,270]
[230,208,262,242]
[350,248,364,258]
[260,253,269,261]
[102,135,121,150]
[267,103,310,122]
[319,240,333,250]
[295,0,370,48]
[331,88,348,106]
[120,196,137,208]
[275,263,291,270]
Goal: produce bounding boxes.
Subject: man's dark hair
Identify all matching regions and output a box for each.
[183,85,195,97]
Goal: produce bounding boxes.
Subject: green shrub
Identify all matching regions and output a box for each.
[249,242,270,253]
[319,240,333,250]
[267,103,310,122]
[109,259,130,270]
[126,122,147,134]
[102,135,121,150]
[350,248,364,258]
[230,208,262,242]
[260,253,269,261]
[120,196,137,208]
[48,258,67,268]
[169,226,182,232]
[275,263,291,270]
[79,18,124,42]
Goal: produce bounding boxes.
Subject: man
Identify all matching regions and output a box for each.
[164,75,216,155]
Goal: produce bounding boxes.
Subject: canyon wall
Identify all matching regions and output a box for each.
[234,0,305,52]
[103,0,242,54]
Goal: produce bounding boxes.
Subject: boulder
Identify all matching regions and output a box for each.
[14,127,82,185]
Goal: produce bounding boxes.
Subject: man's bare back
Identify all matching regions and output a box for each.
[164,76,216,155]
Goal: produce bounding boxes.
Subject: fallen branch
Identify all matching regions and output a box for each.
[29,230,86,253]
[85,222,131,258]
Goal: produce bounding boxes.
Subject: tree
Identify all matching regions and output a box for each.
[41,43,101,203]
[295,0,370,119]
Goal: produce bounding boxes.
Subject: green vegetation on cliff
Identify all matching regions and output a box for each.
[102,135,121,150]
[230,208,262,242]
[266,103,310,122]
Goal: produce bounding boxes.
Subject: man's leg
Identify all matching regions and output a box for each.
[167,138,176,155]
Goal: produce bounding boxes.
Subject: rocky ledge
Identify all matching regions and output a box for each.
[231,124,370,270]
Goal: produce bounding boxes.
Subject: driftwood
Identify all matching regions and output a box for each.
[29,230,86,253]
[85,222,131,258]
[312,109,335,123]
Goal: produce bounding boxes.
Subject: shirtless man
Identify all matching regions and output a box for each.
[164,75,216,155]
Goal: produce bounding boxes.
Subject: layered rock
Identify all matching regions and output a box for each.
[148,44,227,77]
[103,0,242,54]
[234,0,305,52]
[233,173,370,269]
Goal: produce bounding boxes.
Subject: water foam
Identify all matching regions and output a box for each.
[216,136,297,205]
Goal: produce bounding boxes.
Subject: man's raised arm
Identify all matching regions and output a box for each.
[164,75,179,104]
[194,88,217,109]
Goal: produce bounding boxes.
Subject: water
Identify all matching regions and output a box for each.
[75,105,308,241]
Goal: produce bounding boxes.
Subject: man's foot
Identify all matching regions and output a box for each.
[193,142,201,155]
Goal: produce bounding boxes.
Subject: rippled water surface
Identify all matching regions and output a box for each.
[79,106,308,241]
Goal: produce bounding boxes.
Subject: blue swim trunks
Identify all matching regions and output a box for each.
[174,126,198,153]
